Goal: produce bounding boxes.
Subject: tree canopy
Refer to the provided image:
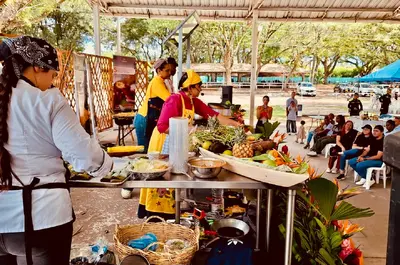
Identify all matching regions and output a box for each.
[3,0,400,83]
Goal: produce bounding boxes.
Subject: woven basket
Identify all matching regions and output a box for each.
[114,216,199,265]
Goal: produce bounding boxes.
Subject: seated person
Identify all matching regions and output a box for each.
[350,125,385,188]
[326,120,358,173]
[307,115,345,156]
[385,120,395,135]
[328,113,335,124]
[337,125,373,180]
[387,116,400,135]
[304,116,333,149]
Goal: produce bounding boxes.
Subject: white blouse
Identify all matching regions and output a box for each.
[0,79,113,233]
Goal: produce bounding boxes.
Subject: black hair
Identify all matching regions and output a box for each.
[386,120,395,127]
[300,120,305,125]
[178,72,202,91]
[336,115,345,126]
[375,125,384,132]
[0,55,31,189]
[263,95,269,101]
[167,57,178,67]
[354,93,359,96]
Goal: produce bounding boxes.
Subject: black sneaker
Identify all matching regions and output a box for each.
[337,174,346,180]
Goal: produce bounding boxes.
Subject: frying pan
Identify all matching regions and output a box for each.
[211,218,250,239]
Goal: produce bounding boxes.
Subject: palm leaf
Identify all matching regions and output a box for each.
[297,190,325,220]
[331,201,374,221]
[307,178,339,222]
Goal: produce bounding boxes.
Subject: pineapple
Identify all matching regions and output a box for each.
[232,128,254,158]
[207,115,220,131]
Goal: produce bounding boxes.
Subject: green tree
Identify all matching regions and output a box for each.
[343,23,400,76]
[199,22,251,85]
[121,19,178,61]
[1,0,61,33]
[8,0,92,51]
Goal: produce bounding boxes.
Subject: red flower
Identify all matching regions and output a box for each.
[353,248,362,257]
[282,145,289,155]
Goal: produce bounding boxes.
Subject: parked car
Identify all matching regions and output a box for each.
[354,83,374,96]
[297,82,317,96]
[374,84,391,95]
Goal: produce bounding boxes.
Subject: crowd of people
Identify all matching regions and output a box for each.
[284,91,399,189]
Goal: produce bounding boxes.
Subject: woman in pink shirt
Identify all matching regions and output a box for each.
[140,70,239,219]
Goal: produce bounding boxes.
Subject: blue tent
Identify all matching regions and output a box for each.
[359,59,400,82]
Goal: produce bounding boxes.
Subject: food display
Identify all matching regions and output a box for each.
[130,159,169,172]
[101,167,132,183]
[68,164,92,181]
[128,159,171,180]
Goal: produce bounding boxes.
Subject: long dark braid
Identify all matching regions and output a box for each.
[0,55,28,189]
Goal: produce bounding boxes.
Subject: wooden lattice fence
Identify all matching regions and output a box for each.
[55,50,76,111]
[135,60,149,110]
[54,51,149,133]
[84,54,114,132]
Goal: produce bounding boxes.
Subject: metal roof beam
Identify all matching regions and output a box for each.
[103,13,400,23]
[107,3,397,13]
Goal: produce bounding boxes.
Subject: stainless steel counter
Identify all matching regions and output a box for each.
[70,169,268,189]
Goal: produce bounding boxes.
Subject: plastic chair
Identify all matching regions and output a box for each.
[354,162,387,190]
[324,143,336,158]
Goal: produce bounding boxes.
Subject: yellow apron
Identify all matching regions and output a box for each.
[139,95,195,215]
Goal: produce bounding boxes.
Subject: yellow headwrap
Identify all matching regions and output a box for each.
[182,69,202,89]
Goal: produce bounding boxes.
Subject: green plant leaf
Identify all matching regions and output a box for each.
[297,190,326,221]
[330,231,343,250]
[307,178,339,222]
[318,248,336,265]
[331,201,375,221]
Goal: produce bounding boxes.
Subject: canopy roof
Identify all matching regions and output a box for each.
[360,60,400,82]
[89,0,400,23]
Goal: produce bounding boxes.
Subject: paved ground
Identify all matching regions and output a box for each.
[70,93,388,264]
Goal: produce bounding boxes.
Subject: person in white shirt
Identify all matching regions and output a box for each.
[387,116,400,135]
[304,116,333,149]
[0,36,113,265]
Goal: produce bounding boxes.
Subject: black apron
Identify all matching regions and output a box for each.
[10,163,74,265]
[146,97,165,138]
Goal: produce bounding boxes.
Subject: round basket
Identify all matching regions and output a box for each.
[114,216,199,265]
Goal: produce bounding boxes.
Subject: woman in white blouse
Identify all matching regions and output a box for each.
[0,37,113,265]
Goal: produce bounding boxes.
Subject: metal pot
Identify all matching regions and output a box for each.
[187,158,226,179]
[211,218,250,239]
[208,103,231,116]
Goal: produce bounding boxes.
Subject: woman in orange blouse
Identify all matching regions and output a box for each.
[255,95,273,132]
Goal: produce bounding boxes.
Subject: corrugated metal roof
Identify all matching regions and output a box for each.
[89,0,400,23]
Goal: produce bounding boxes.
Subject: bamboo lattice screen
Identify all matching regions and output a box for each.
[84,54,114,132]
[135,60,149,110]
[55,50,76,111]
[53,51,148,133]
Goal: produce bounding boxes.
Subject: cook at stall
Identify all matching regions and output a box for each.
[138,70,240,219]
[0,36,113,265]
[134,59,172,152]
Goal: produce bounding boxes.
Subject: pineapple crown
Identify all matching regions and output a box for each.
[233,127,247,144]
[207,116,220,130]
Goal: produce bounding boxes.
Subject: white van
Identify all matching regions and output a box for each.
[297,82,317,97]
